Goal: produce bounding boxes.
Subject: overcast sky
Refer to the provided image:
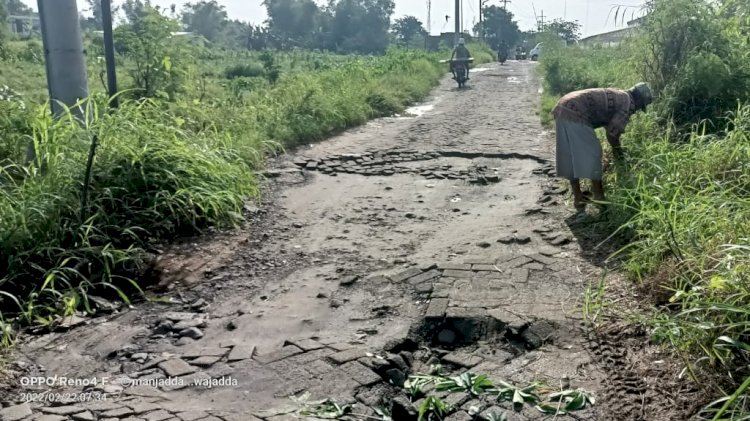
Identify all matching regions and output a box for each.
[20,0,647,37]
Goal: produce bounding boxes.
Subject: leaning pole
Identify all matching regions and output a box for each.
[37,0,89,119]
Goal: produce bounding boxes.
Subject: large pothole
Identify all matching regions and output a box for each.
[350,313,564,420]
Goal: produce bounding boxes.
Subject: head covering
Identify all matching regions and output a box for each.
[629,82,653,111]
[458,38,465,45]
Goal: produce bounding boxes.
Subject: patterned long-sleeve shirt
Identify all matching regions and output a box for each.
[552,88,635,139]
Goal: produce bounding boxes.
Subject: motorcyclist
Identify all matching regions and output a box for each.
[450,38,472,79]
[498,40,509,63]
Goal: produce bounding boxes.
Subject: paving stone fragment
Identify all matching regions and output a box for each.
[425,298,449,318]
[175,411,210,421]
[487,308,529,334]
[414,282,433,294]
[72,411,96,421]
[444,393,470,407]
[510,268,529,284]
[549,234,571,246]
[472,264,500,272]
[438,263,472,271]
[522,320,557,349]
[445,411,473,421]
[102,407,135,417]
[420,262,438,271]
[340,361,382,386]
[194,417,222,421]
[254,344,303,364]
[505,256,533,268]
[158,358,197,377]
[179,327,204,339]
[523,263,545,271]
[442,351,483,367]
[390,267,423,283]
[406,269,441,285]
[307,359,336,375]
[289,338,325,351]
[189,356,221,367]
[227,344,256,362]
[128,402,162,414]
[442,269,474,278]
[83,401,124,412]
[162,312,197,322]
[528,253,556,265]
[0,403,32,421]
[36,416,67,421]
[143,410,175,421]
[181,347,229,359]
[41,406,87,415]
[124,385,164,398]
[173,319,207,331]
[329,348,365,364]
[210,412,263,421]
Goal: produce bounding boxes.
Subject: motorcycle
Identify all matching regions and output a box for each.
[443,58,473,88]
[498,50,508,65]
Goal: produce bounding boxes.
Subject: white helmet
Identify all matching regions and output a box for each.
[458,38,465,45]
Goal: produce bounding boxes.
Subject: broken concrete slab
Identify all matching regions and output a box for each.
[227,344,256,362]
[158,359,197,377]
[442,351,484,368]
[0,403,32,421]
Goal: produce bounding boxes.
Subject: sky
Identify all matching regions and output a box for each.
[20,0,648,38]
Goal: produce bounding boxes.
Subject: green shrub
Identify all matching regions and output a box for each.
[223,63,265,79]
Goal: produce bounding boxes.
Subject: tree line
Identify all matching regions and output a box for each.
[1,0,581,55]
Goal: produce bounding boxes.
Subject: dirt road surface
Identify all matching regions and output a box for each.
[2,62,688,421]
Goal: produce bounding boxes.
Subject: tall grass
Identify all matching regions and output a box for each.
[537,0,750,416]
[0,46,448,341]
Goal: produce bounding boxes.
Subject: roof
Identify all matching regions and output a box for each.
[580,27,637,44]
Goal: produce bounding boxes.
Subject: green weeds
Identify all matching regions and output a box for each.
[0,44,449,344]
[537,0,750,417]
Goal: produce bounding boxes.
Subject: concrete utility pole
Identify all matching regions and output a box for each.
[37,0,89,119]
[102,0,119,108]
[455,0,460,45]
[538,10,546,31]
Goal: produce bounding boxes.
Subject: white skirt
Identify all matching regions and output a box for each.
[554,118,603,180]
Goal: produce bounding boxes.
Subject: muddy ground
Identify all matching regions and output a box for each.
[0,62,701,421]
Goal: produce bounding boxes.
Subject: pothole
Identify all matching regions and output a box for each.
[347,314,563,419]
[293,148,548,184]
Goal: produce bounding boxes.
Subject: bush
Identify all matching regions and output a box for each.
[223,63,265,79]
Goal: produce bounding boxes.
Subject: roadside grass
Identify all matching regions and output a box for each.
[537,16,750,417]
[0,46,446,344]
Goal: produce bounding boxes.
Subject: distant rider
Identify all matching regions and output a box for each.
[450,38,472,79]
[498,40,509,63]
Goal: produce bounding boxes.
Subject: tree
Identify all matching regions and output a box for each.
[263,0,323,49]
[122,0,151,25]
[181,1,228,42]
[115,5,186,99]
[81,0,121,31]
[6,0,33,15]
[474,5,520,48]
[0,1,7,54]
[543,19,581,44]
[391,15,426,46]
[329,0,395,53]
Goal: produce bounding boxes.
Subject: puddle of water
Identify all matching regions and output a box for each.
[472,67,491,73]
[508,77,520,84]
[405,104,434,116]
